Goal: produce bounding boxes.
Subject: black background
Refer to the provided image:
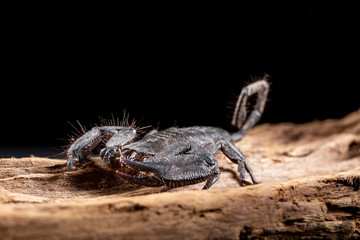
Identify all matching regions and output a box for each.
[1,4,359,157]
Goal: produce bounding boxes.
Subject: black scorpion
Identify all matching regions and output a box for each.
[67,77,269,191]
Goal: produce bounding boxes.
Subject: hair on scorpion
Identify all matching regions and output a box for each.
[61,111,151,157]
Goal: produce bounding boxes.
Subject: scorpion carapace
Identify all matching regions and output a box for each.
[67,76,270,191]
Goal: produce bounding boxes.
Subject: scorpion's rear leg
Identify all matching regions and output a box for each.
[231,75,270,141]
[217,140,258,185]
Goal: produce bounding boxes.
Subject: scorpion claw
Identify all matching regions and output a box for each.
[116,170,163,187]
[121,160,158,173]
[67,157,79,171]
[100,147,119,165]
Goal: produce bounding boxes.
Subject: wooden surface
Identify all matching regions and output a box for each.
[1,110,359,239]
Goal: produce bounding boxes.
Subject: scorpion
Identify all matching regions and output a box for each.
[67,76,269,191]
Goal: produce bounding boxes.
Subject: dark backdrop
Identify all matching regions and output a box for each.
[2,4,359,157]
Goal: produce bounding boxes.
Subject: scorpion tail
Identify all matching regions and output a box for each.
[231,75,270,142]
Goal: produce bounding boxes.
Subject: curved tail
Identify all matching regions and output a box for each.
[231,75,270,142]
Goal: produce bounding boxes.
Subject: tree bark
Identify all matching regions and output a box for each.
[1,110,359,239]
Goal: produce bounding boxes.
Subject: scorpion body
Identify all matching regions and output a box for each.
[67,77,270,191]
[124,126,230,155]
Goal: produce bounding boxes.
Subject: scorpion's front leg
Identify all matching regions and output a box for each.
[217,140,258,185]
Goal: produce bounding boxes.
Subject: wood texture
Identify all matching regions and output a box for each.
[1,110,359,239]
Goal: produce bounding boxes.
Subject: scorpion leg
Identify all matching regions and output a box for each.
[231,75,270,141]
[217,140,258,185]
[203,159,220,189]
[155,140,191,158]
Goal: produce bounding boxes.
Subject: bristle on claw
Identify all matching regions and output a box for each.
[64,111,151,153]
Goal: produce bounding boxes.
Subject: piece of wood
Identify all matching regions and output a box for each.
[1,110,359,239]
